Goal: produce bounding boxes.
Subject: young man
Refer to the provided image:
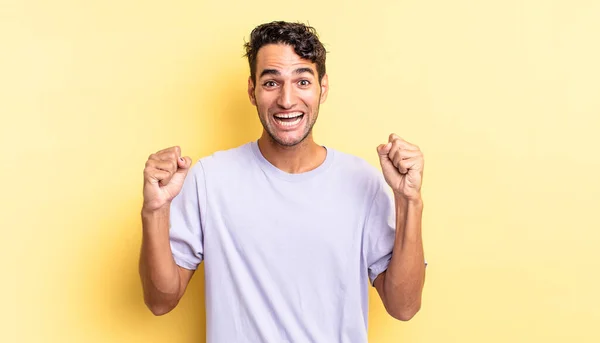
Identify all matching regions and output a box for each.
[139,21,426,342]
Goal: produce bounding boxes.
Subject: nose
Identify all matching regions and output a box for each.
[276,82,296,109]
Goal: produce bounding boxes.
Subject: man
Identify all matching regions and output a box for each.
[139,21,426,342]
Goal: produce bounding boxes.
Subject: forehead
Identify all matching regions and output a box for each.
[255,44,316,74]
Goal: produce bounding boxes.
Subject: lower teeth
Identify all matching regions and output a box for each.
[276,116,302,126]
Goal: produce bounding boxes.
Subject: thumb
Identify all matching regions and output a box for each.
[175,156,193,176]
[165,156,193,197]
[377,142,392,158]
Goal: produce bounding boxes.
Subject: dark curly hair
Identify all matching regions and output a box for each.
[244,21,327,84]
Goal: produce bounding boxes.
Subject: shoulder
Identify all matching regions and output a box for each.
[189,142,254,178]
[328,147,386,191]
[199,142,254,169]
[330,148,382,179]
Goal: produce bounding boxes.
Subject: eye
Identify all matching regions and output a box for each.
[263,81,277,88]
[298,80,311,87]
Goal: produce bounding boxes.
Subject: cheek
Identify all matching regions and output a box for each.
[255,92,274,108]
[304,93,320,107]
[298,89,318,103]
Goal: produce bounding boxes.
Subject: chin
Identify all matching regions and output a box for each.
[270,131,309,147]
[273,136,303,147]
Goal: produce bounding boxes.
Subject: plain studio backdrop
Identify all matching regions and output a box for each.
[1,0,599,342]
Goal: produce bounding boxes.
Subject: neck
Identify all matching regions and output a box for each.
[257,131,326,174]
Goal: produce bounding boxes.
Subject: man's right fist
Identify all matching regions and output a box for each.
[142,146,192,213]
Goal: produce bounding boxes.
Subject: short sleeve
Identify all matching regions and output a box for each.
[363,178,396,286]
[169,161,206,270]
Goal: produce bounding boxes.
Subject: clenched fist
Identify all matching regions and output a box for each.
[377,134,424,201]
[143,146,192,212]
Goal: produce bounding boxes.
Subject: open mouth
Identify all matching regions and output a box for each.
[273,112,305,128]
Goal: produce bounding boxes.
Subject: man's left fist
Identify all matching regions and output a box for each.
[377,134,424,201]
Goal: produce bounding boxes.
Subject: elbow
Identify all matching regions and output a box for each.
[389,302,421,322]
[147,304,173,316]
[140,280,182,316]
[144,297,178,316]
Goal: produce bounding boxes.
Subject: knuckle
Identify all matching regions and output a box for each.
[144,170,155,180]
[158,162,170,172]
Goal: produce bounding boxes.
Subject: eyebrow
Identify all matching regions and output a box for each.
[259,67,315,79]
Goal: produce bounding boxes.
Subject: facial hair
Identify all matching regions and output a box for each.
[256,94,321,147]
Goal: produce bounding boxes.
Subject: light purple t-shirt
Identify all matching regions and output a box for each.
[169,141,396,343]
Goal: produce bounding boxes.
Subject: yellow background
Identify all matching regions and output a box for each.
[2,0,599,342]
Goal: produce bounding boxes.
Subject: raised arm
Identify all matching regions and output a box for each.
[374,134,426,321]
[139,146,195,316]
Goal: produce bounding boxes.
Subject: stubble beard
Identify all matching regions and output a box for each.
[256,97,320,148]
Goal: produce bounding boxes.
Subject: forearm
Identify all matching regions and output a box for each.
[383,194,425,320]
[139,206,182,314]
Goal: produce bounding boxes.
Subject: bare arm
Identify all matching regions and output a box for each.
[375,134,426,321]
[139,146,195,316]
[139,207,195,316]
[374,195,425,321]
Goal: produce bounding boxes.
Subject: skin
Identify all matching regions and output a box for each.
[139,43,426,321]
[248,44,329,174]
[374,135,426,321]
[139,147,194,316]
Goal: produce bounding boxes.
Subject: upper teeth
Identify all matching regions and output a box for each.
[274,112,303,119]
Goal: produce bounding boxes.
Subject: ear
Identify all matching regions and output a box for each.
[319,74,329,104]
[248,76,256,106]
